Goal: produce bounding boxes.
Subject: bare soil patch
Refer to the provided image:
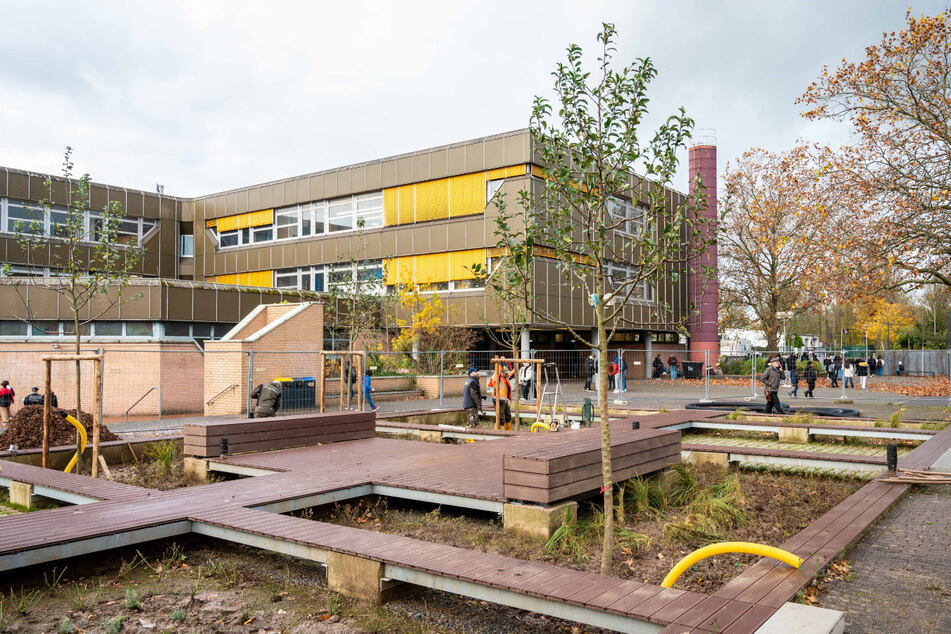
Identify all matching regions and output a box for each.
[306,465,862,593]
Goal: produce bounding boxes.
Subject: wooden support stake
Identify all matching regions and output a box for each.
[356,353,364,412]
[338,355,345,412]
[91,359,101,478]
[42,359,51,469]
[494,361,501,430]
[97,455,114,481]
[319,353,326,413]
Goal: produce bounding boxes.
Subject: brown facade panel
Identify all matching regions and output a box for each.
[447,224,467,251]
[411,226,430,253]
[396,156,413,186]
[8,172,28,199]
[485,138,504,169]
[465,142,485,172]
[216,289,240,322]
[166,286,195,321]
[363,232,382,260]
[381,230,396,258]
[430,224,448,253]
[448,145,466,175]
[270,182,284,208]
[413,153,429,182]
[322,172,337,199]
[365,163,381,190]
[395,228,414,256]
[381,159,397,188]
[0,169,7,197]
[247,186,261,213]
[29,174,48,200]
[503,134,528,165]
[336,168,351,197]
[429,149,448,179]
[306,175,321,202]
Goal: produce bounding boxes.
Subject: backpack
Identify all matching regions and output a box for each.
[0,387,12,407]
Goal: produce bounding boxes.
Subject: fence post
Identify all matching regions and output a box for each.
[247,351,255,416]
[702,349,712,403]
[439,351,445,409]
[750,350,759,398]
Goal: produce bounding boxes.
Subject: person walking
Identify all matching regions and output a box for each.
[363,369,379,412]
[584,353,597,392]
[803,361,818,398]
[652,354,665,378]
[668,355,680,380]
[0,380,15,425]
[843,360,855,389]
[828,360,839,388]
[761,357,785,413]
[857,358,869,390]
[518,363,534,401]
[619,354,628,392]
[876,355,885,377]
[346,361,358,409]
[610,358,619,392]
[462,367,484,427]
[487,363,515,430]
[251,380,282,418]
[788,359,799,398]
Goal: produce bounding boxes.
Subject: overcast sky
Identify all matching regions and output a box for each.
[0,1,946,198]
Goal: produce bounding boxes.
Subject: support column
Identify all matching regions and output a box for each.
[183,457,211,482]
[591,328,600,391]
[645,331,653,379]
[9,481,34,508]
[503,501,578,539]
[520,327,530,359]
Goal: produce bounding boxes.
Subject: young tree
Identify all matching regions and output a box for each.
[799,8,951,289]
[718,146,836,350]
[499,23,712,574]
[9,147,143,468]
[391,286,478,375]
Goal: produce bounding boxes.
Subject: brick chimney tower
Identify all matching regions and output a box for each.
[688,130,719,365]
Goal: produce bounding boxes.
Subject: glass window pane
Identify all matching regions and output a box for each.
[142,219,157,234]
[163,322,190,337]
[94,321,124,336]
[276,210,299,239]
[0,321,27,336]
[62,321,91,336]
[301,211,312,236]
[7,203,44,234]
[31,320,58,336]
[314,272,324,292]
[192,323,212,338]
[313,205,326,235]
[328,200,352,232]
[180,234,194,256]
[253,227,272,243]
[219,231,238,247]
[125,322,154,337]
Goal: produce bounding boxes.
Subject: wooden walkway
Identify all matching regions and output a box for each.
[0,408,947,633]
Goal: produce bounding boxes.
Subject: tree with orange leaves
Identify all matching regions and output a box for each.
[718,145,841,351]
[799,8,951,290]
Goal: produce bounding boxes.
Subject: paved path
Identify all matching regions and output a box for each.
[820,484,951,633]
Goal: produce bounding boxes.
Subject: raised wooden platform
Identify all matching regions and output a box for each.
[183,411,375,457]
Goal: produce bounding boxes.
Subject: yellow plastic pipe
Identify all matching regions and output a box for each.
[531,422,552,433]
[63,413,88,474]
[661,541,804,588]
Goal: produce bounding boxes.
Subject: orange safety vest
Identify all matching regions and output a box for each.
[488,370,514,400]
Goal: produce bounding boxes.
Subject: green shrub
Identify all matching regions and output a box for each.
[144,441,177,474]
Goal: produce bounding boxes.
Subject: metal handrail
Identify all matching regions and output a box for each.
[207,384,238,406]
[125,386,161,425]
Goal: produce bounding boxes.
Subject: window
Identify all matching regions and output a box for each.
[0,321,27,336]
[180,234,194,257]
[31,321,58,336]
[486,179,504,202]
[355,193,383,228]
[328,199,353,233]
[7,202,44,234]
[313,204,326,235]
[94,321,124,336]
[3,198,152,245]
[219,230,239,247]
[275,268,299,288]
[452,278,485,290]
[192,323,213,338]
[116,219,140,245]
[142,219,157,236]
[276,209,299,239]
[164,322,191,337]
[253,226,272,243]
[62,321,91,336]
[607,197,647,236]
[125,322,154,337]
[50,208,74,239]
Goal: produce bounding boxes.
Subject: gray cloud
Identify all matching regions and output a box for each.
[0,0,945,196]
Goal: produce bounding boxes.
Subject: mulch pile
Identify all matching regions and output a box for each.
[0,405,120,449]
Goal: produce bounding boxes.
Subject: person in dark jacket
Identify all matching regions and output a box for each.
[0,380,14,424]
[803,361,818,397]
[345,362,357,409]
[583,353,597,391]
[827,360,839,388]
[857,358,870,389]
[462,367,484,427]
[251,381,282,418]
[22,387,44,406]
[788,360,799,398]
[668,355,680,380]
[652,354,665,378]
[760,357,785,413]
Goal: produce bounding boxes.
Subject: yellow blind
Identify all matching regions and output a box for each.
[415,178,449,222]
[449,172,485,218]
[505,165,526,177]
[485,168,506,181]
[398,184,415,224]
[205,219,217,228]
[449,249,485,280]
[216,215,239,232]
[383,188,399,226]
[247,270,273,287]
[414,252,449,284]
[208,209,273,232]
[211,273,238,284]
[531,165,545,178]
[247,209,273,228]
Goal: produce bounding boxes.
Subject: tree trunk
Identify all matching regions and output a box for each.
[597,306,614,576]
[511,341,520,430]
[73,311,83,474]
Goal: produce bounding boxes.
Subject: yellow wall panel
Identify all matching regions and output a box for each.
[217,215,239,232]
[449,172,485,218]
[414,252,450,284]
[248,209,273,228]
[449,249,485,280]
[205,219,217,228]
[505,165,526,177]
[485,168,506,181]
[383,188,399,226]
[415,178,449,222]
[398,185,415,224]
[247,270,273,287]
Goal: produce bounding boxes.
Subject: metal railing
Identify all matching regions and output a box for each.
[207,384,237,406]
[125,386,161,425]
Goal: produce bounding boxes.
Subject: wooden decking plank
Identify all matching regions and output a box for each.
[584,579,646,610]
[605,583,665,615]
[646,591,707,624]
[561,576,627,606]
[697,600,753,632]
[721,604,777,634]
[671,596,730,628]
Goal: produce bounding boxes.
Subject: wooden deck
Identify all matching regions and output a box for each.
[0,407,947,633]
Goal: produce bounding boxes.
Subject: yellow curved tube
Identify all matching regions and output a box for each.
[661,541,803,588]
[531,422,552,433]
[63,414,88,474]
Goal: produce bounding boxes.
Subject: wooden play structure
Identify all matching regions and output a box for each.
[317,351,364,413]
[489,357,546,431]
[41,354,103,477]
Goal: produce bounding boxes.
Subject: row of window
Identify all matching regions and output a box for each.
[273,260,385,294]
[0,320,233,339]
[0,198,157,246]
[605,260,655,302]
[606,197,648,236]
[214,192,384,249]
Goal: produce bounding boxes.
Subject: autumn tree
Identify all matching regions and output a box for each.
[857,298,916,349]
[799,8,951,290]
[496,23,711,574]
[718,145,838,350]
[391,286,477,375]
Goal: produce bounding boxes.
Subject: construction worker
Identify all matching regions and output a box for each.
[487,363,516,430]
[251,380,283,418]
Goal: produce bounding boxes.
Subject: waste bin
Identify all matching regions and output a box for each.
[273,376,316,411]
[682,362,703,379]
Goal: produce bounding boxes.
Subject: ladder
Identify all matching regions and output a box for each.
[538,362,564,428]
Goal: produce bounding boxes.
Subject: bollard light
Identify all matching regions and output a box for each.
[220,437,230,458]
[886,444,897,472]
[632,421,640,430]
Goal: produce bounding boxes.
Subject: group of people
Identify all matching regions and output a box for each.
[462,361,541,430]
[583,353,629,392]
[651,354,681,379]
[0,381,58,425]
[760,351,892,411]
